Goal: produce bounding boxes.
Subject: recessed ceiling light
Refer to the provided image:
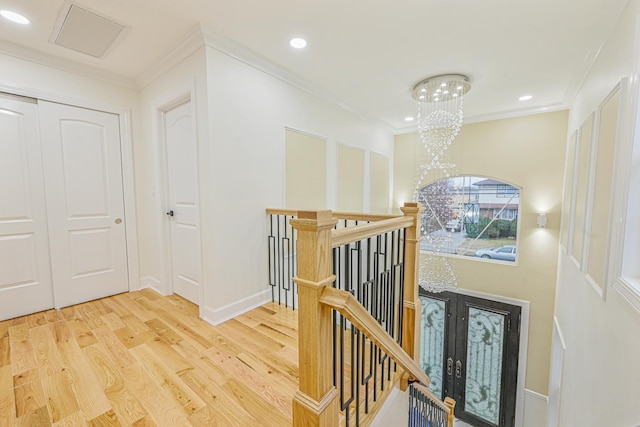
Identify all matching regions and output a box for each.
[404,117,414,122]
[290,38,307,49]
[519,95,533,101]
[0,10,30,25]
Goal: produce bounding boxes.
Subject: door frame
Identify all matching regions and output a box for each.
[432,287,530,427]
[152,85,204,312]
[0,83,140,296]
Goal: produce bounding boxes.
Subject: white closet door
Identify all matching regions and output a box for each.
[39,101,128,308]
[0,95,54,320]
[165,100,201,305]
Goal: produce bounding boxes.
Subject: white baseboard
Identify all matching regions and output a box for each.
[523,389,548,427]
[202,289,271,326]
[139,276,166,295]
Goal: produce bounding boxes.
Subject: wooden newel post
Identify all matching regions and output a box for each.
[291,210,339,427]
[445,397,456,427]
[400,202,424,390]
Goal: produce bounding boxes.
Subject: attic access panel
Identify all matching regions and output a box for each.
[53,4,126,58]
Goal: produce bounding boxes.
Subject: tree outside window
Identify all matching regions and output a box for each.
[418,176,520,263]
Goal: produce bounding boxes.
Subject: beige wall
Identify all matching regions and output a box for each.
[337,144,365,211]
[285,129,327,210]
[370,152,390,213]
[394,110,569,395]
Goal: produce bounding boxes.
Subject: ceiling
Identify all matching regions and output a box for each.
[0,0,630,130]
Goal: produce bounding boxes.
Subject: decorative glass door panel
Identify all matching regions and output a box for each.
[419,290,521,427]
[419,296,447,399]
[464,307,506,425]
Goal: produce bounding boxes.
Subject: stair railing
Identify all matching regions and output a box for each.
[286,203,455,427]
[409,383,456,427]
[266,209,399,310]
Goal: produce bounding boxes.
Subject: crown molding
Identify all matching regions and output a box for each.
[198,25,394,133]
[136,25,206,89]
[0,39,136,89]
[563,0,629,107]
[137,23,393,132]
[393,102,568,135]
[463,103,568,124]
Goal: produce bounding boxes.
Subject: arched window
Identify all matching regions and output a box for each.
[417,176,521,263]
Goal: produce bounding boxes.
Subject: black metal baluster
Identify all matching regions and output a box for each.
[398,227,406,347]
[268,215,276,303]
[291,221,297,310]
[282,215,290,308]
[332,246,339,389]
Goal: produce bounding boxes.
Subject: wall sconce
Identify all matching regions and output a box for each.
[537,213,548,228]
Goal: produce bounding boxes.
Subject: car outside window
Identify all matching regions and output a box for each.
[418,176,520,263]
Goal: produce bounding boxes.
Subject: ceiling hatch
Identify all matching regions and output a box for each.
[52,4,127,58]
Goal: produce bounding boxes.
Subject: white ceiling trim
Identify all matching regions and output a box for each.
[0,39,136,89]
[137,23,394,131]
[393,102,568,135]
[463,103,569,124]
[198,25,394,132]
[138,24,573,133]
[562,0,630,108]
[135,25,205,89]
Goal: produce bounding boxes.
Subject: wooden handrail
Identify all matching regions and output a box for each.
[265,208,399,222]
[319,287,431,387]
[332,211,399,221]
[286,203,447,427]
[331,216,414,248]
[266,208,298,216]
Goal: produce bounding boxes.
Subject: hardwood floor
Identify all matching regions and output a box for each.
[0,289,299,426]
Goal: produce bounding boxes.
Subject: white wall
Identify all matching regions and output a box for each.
[0,53,139,111]
[201,44,394,320]
[138,47,209,294]
[136,34,396,320]
[554,1,640,426]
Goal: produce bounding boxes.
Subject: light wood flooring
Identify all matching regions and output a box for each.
[0,289,300,426]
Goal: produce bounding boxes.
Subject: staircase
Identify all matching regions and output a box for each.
[266,204,455,427]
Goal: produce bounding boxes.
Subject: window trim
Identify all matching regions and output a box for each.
[417,175,522,265]
[606,76,640,311]
[614,278,640,312]
[496,184,518,198]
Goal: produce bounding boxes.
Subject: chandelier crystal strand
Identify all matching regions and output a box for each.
[411,74,470,293]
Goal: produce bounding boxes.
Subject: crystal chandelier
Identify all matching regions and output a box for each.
[411,74,471,293]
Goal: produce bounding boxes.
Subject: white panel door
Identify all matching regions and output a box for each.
[0,94,54,320]
[39,101,128,308]
[165,100,201,305]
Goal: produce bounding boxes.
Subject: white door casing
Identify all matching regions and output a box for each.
[39,101,129,308]
[0,94,55,321]
[164,99,202,305]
